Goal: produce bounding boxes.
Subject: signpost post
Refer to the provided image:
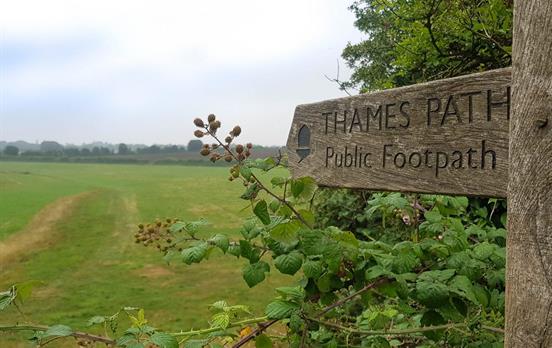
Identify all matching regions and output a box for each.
[286,2,551,345]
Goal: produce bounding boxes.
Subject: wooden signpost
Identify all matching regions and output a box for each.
[287,68,511,197]
[286,2,551,346]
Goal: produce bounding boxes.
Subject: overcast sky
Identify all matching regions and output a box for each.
[0,1,364,146]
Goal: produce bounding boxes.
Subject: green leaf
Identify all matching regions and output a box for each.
[242,261,270,287]
[420,310,446,340]
[87,316,106,326]
[240,183,259,200]
[275,286,305,302]
[181,242,209,264]
[316,273,332,293]
[265,300,299,319]
[239,240,260,263]
[240,166,252,180]
[210,312,230,329]
[169,221,186,233]
[289,313,303,332]
[44,324,73,338]
[449,275,478,305]
[270,176,286,187]
[184,339,209,348]
[302,260,324,278]
[270,222,300,246]
[254,200,271,225]
[209,234,229,253]
[149,332,179,348]
[365,265,392,280]
[0,287,16,311]
[424,210,442,223]
[416,270,455,308]
[274,252,303,275]
[290,180,304,197]
[473,242,495,260]
[268,200,280,213]
[291,177,317,200]
[227,244,241,257]
[255,334,273,348]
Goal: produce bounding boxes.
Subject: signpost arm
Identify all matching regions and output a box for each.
[506,0,552,346]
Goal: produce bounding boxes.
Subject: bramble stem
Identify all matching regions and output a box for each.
[203,126,312,228]
[0,324,116,345]
[171,316,269,337]
[306,317,504,336]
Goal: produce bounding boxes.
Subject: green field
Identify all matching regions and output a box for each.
[0,162,292,345]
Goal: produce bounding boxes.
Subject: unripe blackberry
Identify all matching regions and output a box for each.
[138,223,144,229]
[225,136,232,143]
[194,130,204,138]
[246,143,253,149]
[238,153,245,161]
[228,176,233,181]
[193,118,204,127]
[232,126,242,136]
[224,154,233,162]
[207,114,216,122]
[213,120,221,129]
[210,154,218,162]
[235,144,244,154]
[232,170,239,178]
[200,148,210,156]
[245,150,251,158]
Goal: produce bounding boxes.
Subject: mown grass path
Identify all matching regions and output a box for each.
[0,162,292,345]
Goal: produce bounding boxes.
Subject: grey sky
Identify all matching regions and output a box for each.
[1,0,363,146]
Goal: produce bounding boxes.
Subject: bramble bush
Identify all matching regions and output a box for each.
[1,115,506,347]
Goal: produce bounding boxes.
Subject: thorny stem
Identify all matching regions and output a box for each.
[171,316,269,337]
[0,324,116,346]
[306,317,504,337]
[232,319,279,348]
[203,126,312,228]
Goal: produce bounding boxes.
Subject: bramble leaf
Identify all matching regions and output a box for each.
[209,234,229,253]
[181,242,209,264]
[265,300,299,319]
[274,252,303,275]
[254,200,271,225]
[150,332,179,348]
[242,261,270,287]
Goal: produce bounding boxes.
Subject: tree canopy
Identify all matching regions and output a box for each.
[342,0,513,92]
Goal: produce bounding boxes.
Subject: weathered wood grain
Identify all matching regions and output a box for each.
[506,0,552,346]
[286,68,511,197]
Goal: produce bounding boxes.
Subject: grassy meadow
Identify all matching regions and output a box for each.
[0,161,293,345]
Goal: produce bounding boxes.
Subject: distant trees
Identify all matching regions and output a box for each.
[135,145,186,154]
[118,143,131,155]
[187,140,203,152]
[3,145,19,156]
[40,141,64,154]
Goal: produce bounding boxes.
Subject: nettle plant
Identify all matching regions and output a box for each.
[1,114,506,348]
